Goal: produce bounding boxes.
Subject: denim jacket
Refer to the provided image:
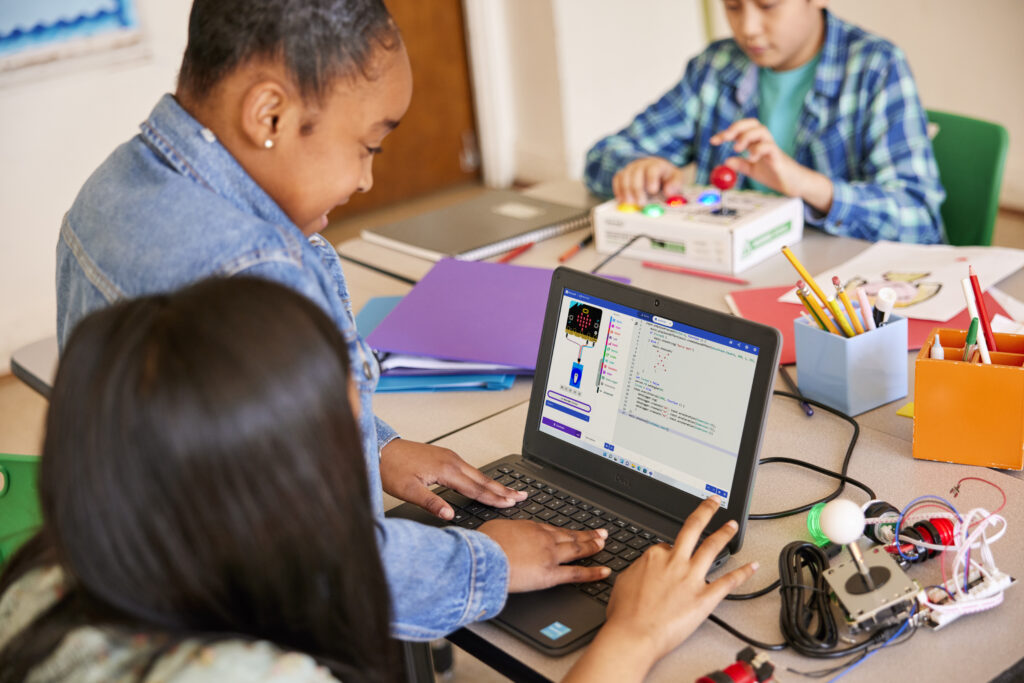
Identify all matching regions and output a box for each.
[56,94,508,639]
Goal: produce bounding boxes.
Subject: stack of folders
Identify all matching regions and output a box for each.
[356,295,518,392]
[359,259,560,392]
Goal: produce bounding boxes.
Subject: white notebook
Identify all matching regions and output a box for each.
[361,189,591,261]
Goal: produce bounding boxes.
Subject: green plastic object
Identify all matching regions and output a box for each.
[806,501,829,547]
[927,110,1009,246]
[0,454,41,565]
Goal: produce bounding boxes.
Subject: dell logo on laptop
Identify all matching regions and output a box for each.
[615,473,631,488]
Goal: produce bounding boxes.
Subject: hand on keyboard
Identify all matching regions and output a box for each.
[379,439,527,520]
[478,520,611,592]
[588,497,759,672]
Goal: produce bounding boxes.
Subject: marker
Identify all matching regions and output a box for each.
[855,286,876,331]
[962,318,979,361]
[929,334,944,360]
[874,287,896,326]
[826,296,856,337]
[558,233,594,263]
[798,281,840,335]
[834,276,864,335]
[960,278,991,364]
[969,265,997,352]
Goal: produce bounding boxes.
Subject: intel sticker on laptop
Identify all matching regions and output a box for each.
[540,621,572,640]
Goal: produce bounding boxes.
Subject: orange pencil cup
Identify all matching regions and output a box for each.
[913,328,1024,470]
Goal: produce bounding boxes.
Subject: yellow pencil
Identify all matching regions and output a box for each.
[796,287,828,331]
[782,246,830,310]
[799,281,840,335]
[826,296,856,337]
[833,276,864,334]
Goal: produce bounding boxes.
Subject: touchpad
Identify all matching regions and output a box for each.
[498,584,606,654]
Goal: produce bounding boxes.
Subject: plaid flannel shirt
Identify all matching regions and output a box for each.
[584,10,945,244]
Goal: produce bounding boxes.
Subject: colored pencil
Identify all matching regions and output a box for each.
[641,261,749,285]
[497,242,535,263]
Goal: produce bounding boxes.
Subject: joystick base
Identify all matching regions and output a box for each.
[824,545,920,634]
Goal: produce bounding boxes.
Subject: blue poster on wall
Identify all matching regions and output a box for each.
[0,0,139,58]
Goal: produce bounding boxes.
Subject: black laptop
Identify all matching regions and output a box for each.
[390,267,781,654]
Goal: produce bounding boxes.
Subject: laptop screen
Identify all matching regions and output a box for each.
[537,287,759,510]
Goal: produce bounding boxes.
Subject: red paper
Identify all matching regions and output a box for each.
[726,286,1009,365]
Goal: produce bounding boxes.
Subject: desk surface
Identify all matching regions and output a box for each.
[350,181,1024,681]
[431,401,1024,682]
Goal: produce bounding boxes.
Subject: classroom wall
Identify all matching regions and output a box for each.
[0,0,191,370]
[500,0,705,184]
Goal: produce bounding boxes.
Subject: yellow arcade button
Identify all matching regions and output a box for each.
[617,202,640,213]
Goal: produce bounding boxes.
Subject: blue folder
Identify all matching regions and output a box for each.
[356,296,515,392]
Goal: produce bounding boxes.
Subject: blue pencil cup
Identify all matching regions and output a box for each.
[794,306,908,416]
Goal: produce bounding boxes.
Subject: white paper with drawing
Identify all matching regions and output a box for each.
[777,242,1024,321]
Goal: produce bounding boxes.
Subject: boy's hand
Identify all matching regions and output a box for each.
[379,439,526,519]
[711,118,833,213]
[479,520,610,592]
[595,497,757,669]
[613,157,687,205]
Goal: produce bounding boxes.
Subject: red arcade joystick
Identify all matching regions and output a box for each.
[710,165,738,216]
[711,164,737,190]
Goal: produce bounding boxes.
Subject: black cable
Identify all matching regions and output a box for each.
[776,541,892,659]
[589,233,650,275]
[724,578,782,600]
[750,391,874,520]
[706,614,787,651]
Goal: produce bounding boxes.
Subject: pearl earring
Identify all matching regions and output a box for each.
[264,139,274,149]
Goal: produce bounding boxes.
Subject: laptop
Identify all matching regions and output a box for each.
[389,267,781,654]
[360,189,592,262]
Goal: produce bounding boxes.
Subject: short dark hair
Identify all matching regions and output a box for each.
[178,0,401,102]
[0,277,395,683]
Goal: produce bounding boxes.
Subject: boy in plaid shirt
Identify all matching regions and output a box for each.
[584,0,944,244]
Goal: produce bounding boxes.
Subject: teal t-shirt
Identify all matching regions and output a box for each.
[748,54,820,194]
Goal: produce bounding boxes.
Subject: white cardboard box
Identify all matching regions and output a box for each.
[592,187,804,274]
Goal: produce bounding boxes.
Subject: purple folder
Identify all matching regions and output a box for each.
[365,259,554,370]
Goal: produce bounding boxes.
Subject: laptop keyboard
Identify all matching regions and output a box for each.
[439,465,672,606]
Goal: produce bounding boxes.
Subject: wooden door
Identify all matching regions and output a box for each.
[329,0,480,219]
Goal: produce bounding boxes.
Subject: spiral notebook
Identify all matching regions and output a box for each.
[361,189,591,261]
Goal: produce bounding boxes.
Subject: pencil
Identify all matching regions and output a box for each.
[641,261,749,285]
[833,276,864,334]
[799,281,840,335]
[796,287,828,331]
[826,296,856,337]
[781,246,829,310]
[558,234,594,263]
[856,286,876,331]
[497,242,534,263]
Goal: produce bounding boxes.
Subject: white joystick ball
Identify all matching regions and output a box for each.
[819,499,865,545]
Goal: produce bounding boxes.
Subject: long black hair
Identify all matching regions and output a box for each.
[178,0,402,103]
[0,277,395,682]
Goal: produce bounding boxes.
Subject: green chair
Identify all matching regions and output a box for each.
[0,454,41,565]
[927,110,1009,246]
